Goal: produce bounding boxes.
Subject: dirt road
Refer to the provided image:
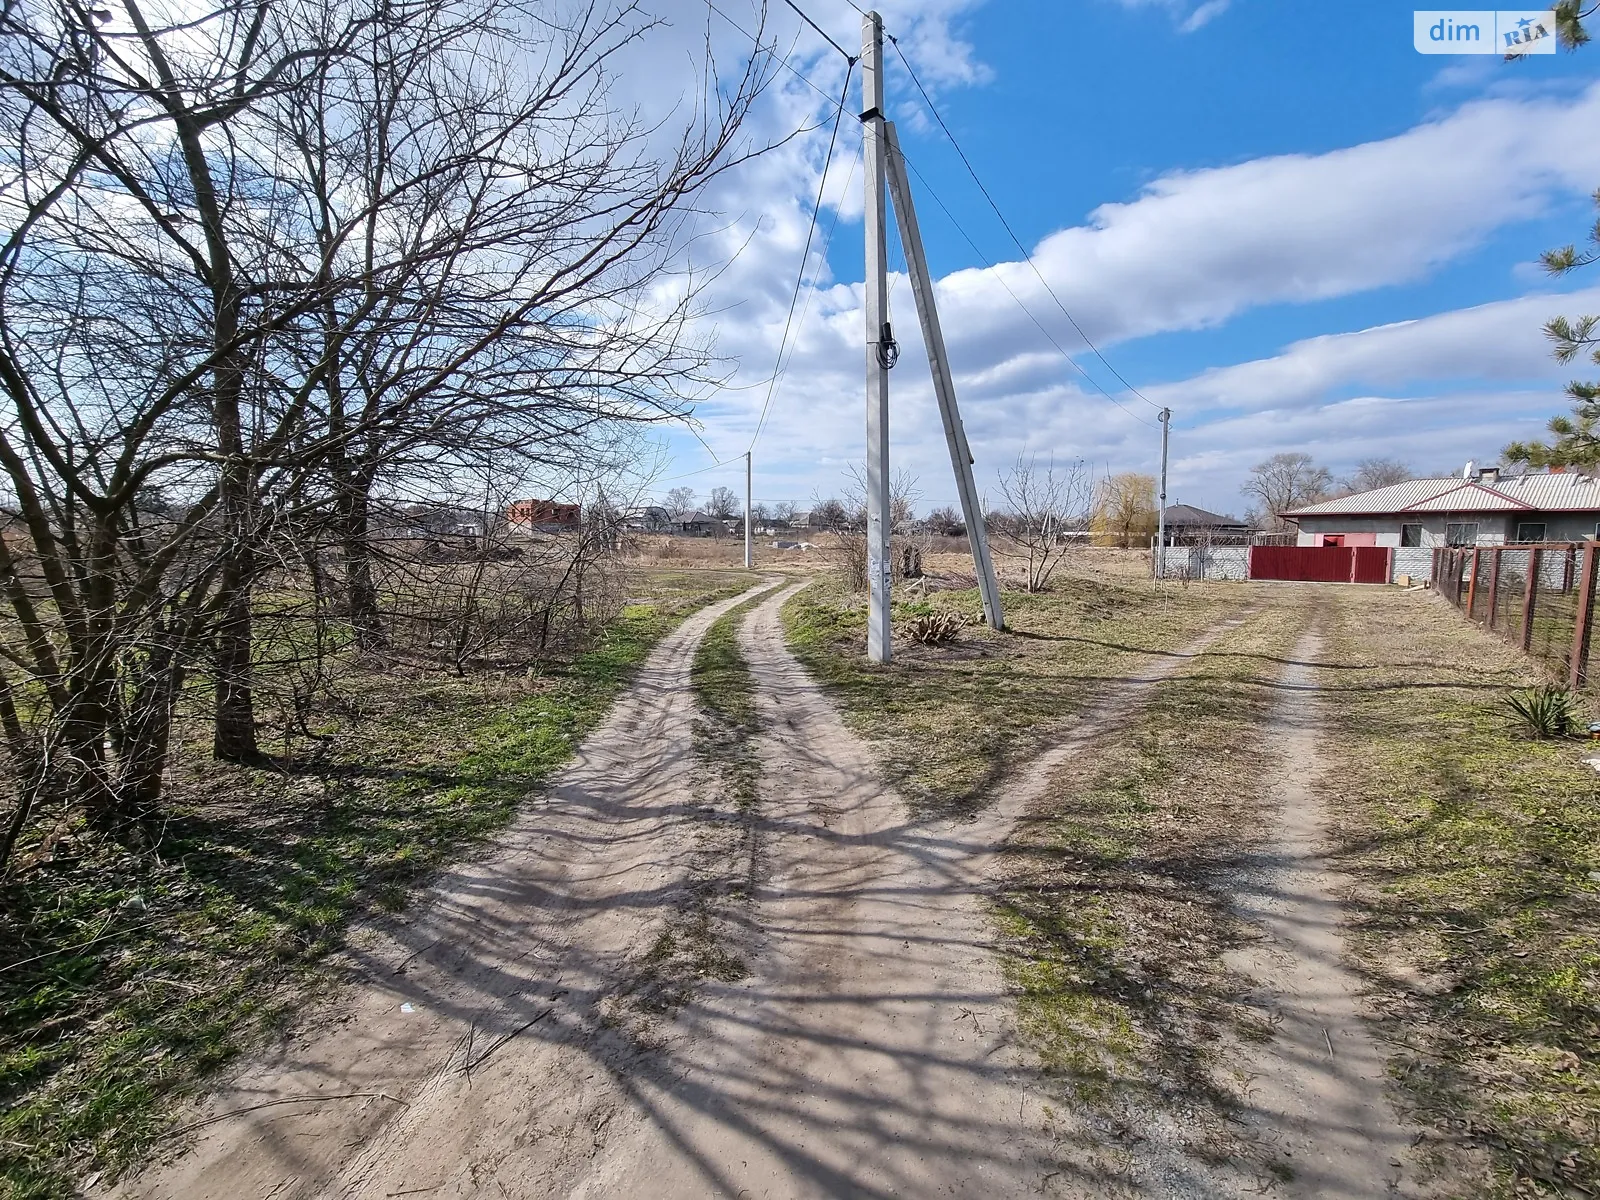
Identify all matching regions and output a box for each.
[1220,629,1419,1198]
[114,589,1413,1199]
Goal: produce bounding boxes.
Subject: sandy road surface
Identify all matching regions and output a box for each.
[115,585,1257,1199]
[1219,627,1419,1199]
[112,581,776,1200]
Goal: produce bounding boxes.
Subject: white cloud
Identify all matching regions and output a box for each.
[1179,0,1230,34]
[604,7,1600,517]
[1145,287,1600,414]
[1111,0,1231,34]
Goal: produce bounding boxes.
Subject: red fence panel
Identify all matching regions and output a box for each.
[1249,545,1357,582]
[1246,545,1391,583]
[1351,547,1391,584]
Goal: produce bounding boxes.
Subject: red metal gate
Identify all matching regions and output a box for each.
[1247,545,1393,583]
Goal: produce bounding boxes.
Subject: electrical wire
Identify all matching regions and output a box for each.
[781,0,855,61]
[704,2,854,111]
[896,151,1156,430]
[748,59,856,453]
[886,33,1165,414]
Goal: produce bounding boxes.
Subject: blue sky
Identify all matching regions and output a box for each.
[635,1,1600,517]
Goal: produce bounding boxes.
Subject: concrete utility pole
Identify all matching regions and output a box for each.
[744,450,753,569]
[882,121,1005,631]
[1155,407,1171,578]
[861,11,892,663]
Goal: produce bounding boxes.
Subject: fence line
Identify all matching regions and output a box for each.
[1434,543,1600,688]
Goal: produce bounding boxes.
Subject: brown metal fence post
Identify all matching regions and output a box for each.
[1486,548,1501,629]
[1465,547,1481,618]
[1569,541,1598,690]
[1522,548,1540,652]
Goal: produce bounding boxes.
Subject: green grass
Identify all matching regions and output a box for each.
[990,599,1308,1169]
[690,586,782,811]
[781,570,1247,812]
[1316,588,1600,1198]
[0,571,743,1200]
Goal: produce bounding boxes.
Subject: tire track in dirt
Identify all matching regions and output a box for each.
[567,587,1253,1198]
[108,580,778,1200]
[112,583,1252,1199]
[1218,626,1421,1199]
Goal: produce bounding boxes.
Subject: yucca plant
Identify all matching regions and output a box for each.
[1503,686,1582,739]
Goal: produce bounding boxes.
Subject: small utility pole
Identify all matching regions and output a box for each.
[882,121,1004,631]
[744,450,753,569]
[861,11,891,663]
[1155,407,1171,578]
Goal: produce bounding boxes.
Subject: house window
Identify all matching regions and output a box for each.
[1515,522,1546,543]
[1400,523,1423,547]
[1445,522,1479,546]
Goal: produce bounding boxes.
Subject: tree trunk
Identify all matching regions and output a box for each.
[336,468,387,651]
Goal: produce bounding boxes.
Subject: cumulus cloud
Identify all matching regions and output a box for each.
[608,6,1600,516]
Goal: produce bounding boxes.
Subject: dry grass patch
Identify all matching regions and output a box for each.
[992,597,1312,1182]
[780,567,1249,813]
[1316,588,1600,1199]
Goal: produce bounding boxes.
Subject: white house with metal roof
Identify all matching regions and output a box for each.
[1283,466,1600,548]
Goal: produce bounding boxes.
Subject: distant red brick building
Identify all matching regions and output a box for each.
[506,499,581,531]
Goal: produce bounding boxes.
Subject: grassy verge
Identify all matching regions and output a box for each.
[690,587,781,811]
[1316,588,1600,1199]
[781,569,1246,812]
[0,570,747,1200]
[991,598,1310,1180]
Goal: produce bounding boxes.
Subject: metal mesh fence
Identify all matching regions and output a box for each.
[1435,544,1598,685]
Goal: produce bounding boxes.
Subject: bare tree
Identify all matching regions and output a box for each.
[0,0,773,856]
[665,487,698,519]
[706,485,741,519]
[1241,453,1333,532]
[925,505,964,536]
[1340,458,1413,494]
[991,455,1093,593]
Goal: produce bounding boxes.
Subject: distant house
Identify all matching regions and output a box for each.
[675,510,721,537]
[1159,503,1252,546]
[622,505,674,534]
[1283,466,1600,547]
[506,498,581,533]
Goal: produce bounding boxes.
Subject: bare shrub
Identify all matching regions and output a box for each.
[990,456,1094,592]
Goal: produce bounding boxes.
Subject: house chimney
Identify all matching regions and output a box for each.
[1463,459,1476,480]
[1477,465,1500,484]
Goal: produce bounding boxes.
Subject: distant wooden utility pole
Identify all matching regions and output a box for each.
[745,449,753,569]
[861,11,892,662]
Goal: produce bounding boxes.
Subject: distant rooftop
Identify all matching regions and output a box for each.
[1285,471,1600,517]
[1162,503,1247,527]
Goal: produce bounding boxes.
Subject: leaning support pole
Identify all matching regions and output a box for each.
[882,121,1004,632]
[861,12,892,663]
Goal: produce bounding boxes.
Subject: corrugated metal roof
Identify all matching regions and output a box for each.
[1285,479,1456,515]
[1285,473,1600,517]
[1402,483,1531,512]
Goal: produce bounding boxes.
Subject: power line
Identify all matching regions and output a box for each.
[780,0,855,61]
[704,2,852,112]
[749,59,856,453]
[886,33,1165,414]
[895,151,1156,430]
